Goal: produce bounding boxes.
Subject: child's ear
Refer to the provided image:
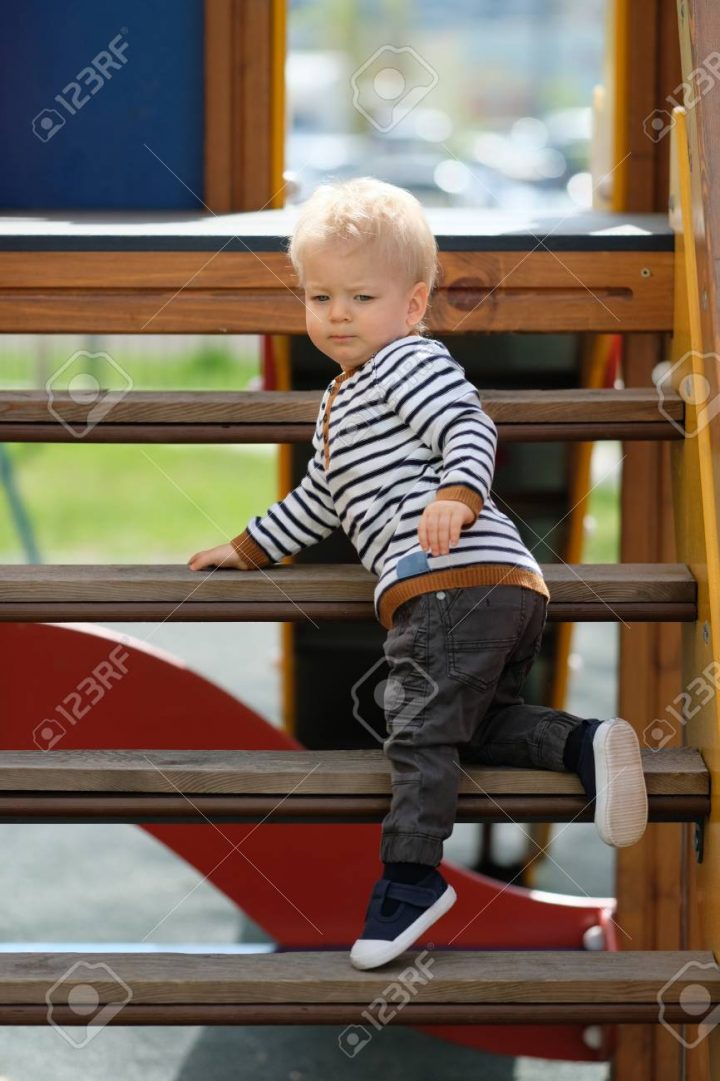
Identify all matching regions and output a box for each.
[408,281,429,327]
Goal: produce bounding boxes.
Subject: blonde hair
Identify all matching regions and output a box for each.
[287,176,439,334]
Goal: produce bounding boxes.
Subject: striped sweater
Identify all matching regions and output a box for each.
[231,333,550,630]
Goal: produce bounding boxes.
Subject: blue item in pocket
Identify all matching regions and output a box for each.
[396,550,431,579]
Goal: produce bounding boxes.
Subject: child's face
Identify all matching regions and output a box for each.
[302,241,429,372]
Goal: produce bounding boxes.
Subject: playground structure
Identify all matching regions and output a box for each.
[0,1,719,1077]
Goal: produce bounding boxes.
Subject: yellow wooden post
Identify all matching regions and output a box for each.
[668,103,720,1074]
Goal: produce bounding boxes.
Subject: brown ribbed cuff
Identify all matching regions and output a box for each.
[230,528,273,569]
[379,565,550,631]
[434,484,484,526]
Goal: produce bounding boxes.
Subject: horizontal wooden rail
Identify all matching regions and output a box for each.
[0,388,683,443]
[0,747,706,824]
[0,563,697,623]
[0,209,673,333]
[1,949,718,1025]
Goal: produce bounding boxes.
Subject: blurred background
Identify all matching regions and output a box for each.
[285,0,604,211]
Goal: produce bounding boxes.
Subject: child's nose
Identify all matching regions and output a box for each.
[329,300,350,321]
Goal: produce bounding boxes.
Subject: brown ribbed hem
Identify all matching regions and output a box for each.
[230,528,273,569]
[434,484,484,525]
[378,564,550,631]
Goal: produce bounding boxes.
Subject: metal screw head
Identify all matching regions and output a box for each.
[703,621,710,644]
[641,267,652,278]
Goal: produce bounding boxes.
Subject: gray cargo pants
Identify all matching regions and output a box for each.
[380,583,596,866]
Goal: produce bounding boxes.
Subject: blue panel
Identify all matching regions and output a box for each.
[0,0,205,210]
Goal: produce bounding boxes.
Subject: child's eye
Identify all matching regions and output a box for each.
[310,294,328,302]
[356,295,373,302]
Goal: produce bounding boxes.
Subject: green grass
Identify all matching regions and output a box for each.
[583,473,620,564]
[1,345,260,392]
[0,442,277,562]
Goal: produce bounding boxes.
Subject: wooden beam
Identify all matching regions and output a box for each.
[0,252,673,334]
[204,0,285,211]
[0,950,719,1026]
[610,3,686,1077]
[0,745,703,793]
[0,746,704,824]
[0,388,684,444]
[0,562,696,623]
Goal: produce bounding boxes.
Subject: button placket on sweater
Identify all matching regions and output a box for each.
[322,371,351,470]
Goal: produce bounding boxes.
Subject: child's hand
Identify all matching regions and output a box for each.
[187,543,251,571]
[418,500,474,556]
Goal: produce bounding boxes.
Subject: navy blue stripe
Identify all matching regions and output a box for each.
[293,489,338,532]
[267,505,323,549]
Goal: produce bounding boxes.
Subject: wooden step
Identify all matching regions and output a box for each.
[0,747,706,824]
[0,208,673,333]
[0,563,697,623]
[0,387,683,443]
[0,949,717,1025]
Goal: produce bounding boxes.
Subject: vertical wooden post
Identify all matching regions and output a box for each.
[616,334,685,1079]
[204,0,286,212]
[611,0,684,1076]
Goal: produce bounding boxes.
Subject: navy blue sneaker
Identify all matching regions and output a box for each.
[350,869,457,970]
[577,718,648,847]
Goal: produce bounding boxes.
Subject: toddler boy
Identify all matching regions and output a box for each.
[188,176,648,971]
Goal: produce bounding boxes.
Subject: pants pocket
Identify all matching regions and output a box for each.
[448,640,517,692]
[440,586,524,693]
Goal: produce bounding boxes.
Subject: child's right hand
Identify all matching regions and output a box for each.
[187,543,251,571]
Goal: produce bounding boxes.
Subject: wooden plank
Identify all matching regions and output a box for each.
[0,792,704,825]
[0,387,683,423]
[0,422,679,445]
[0,250,672,334]
[0,388,684,444]
[0,746,704,796]
[0,563,697,623]
[0,950,718,1027]
[0,747,705,823]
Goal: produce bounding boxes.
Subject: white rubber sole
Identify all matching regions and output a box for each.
[592,717,648,847]
[350,883,457,970]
